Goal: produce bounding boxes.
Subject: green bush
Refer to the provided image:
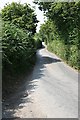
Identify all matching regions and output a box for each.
[37,2,80,70]
[2,2,38,73]
[68,45,79,69]
[48,41,79,70]
[48,40,67,60]
[2,2,38,97]
[34,33,42,49]
[2,22,36,73]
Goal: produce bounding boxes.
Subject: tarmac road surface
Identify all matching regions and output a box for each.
[2,45,78,118]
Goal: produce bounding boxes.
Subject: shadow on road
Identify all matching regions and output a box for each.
[42,56,61,64]
[2,49,61,119]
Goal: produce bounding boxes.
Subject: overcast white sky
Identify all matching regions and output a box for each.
[0,0,45,32]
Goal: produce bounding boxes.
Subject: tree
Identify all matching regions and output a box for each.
[35,1,80,69]
[2,2,38,35]
[2,2,38,72]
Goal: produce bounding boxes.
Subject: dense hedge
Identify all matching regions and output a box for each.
[37,2,80,70]
[34,33,42,49]
[48,41,79,69]
[2,2,38,73]
[2,2,38,97]
[2,22,36,73]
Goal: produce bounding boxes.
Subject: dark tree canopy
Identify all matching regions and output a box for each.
[35,1,80,69]
[2,2,38,34]
[2,2,38,72]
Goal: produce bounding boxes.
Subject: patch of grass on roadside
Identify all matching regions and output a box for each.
[47,41,79,70]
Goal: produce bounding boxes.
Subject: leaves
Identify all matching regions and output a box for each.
[2,2,38,35]
[2,2,38,72]
[37,2,80,69]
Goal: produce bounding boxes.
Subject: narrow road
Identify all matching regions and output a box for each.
[3,46,78,118]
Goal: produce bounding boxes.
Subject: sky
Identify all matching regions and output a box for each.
[0,0,45,32]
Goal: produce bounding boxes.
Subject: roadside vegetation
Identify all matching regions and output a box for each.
[2,2,39,98]
[2,1,80,99]
[35,2,80,70]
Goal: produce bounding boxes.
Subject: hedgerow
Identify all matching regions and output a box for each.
[37,2,80,70]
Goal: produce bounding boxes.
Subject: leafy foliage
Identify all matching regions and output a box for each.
[34,33,42,49]
[2,2,38,34]
[37,2,80,70]
[2,22,36,72]
[2,2,38,72]
[2,2,38,97]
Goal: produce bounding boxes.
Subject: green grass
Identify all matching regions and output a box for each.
[47,41,79,70]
